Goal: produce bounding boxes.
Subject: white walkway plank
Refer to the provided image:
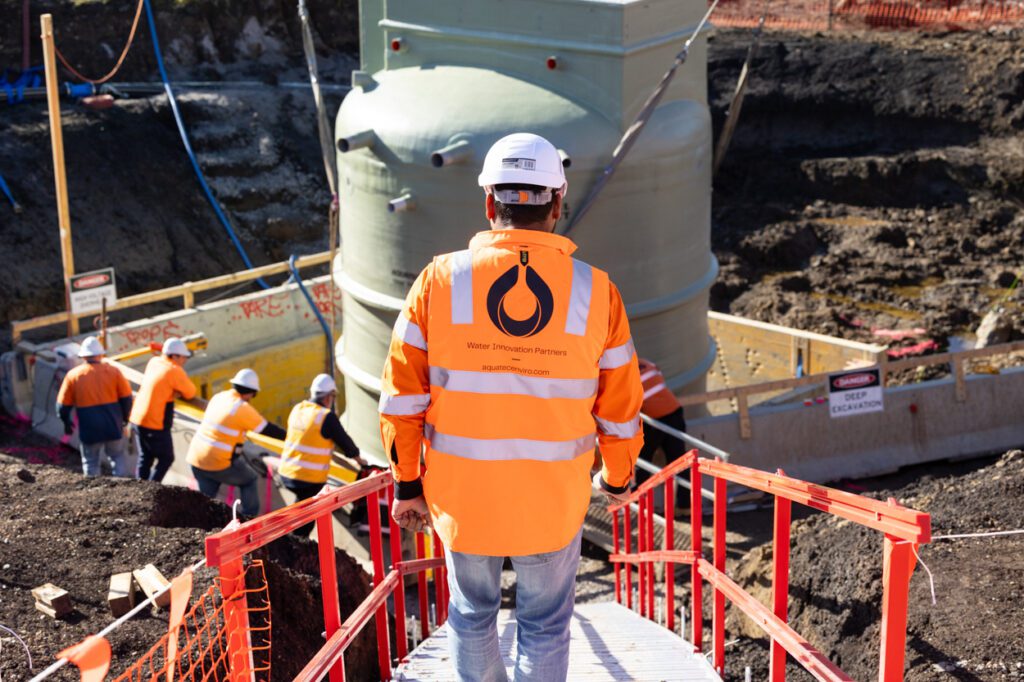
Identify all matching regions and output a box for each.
[396,601,722,681]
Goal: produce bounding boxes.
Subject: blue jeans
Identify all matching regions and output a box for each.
[445,529,581,682]
[80,438,129,478]
[191,457,260,517]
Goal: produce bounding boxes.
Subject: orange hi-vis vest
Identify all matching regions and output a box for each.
[278,401,334,484]
[380,229,644,556]
[186,389,266,472]
[637,358,681,419]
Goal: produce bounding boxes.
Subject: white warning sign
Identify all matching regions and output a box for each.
[828,368,884,418]
[70,268,117,315]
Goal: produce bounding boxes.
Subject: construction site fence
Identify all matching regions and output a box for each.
[712,0,1024,31]
[608,450,931,682]
[203,470,448,682]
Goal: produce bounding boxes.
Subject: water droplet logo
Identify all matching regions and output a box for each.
[486,265,554,337]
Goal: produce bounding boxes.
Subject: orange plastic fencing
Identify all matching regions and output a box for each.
[712,0,1024,30]
[111,561,271,682]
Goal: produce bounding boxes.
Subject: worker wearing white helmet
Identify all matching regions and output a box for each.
[381,132,643,681]
[56,336,133,477]
[129,336,198,481]
[186,369,286,517]
[278,373,361,536]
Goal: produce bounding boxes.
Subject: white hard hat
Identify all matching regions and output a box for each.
[478,133,567,196]
[78,336,105,358]
[230,368,260,392]
[162,337,192,358]
[310,373,337,398]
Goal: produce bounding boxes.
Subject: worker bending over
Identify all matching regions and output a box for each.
[186,369,285,517]
[634,357,689,489]
[380,133,644,681]
[57,336,133,477]
[129,337,197,481]
[278,373,361,536]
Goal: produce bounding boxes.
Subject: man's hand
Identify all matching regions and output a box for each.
[391,495,431,533]
[62,420,74,436]
[593,472,632,504]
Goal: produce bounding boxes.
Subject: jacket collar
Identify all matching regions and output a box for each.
[469,229,577,256]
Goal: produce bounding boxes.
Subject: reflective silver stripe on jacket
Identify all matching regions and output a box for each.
[643,383,667,399]
[429,367,597,400]
[424,423,596,462]
[639,369,659,381]
[594,414,641,439]
[228,399,245,416]
[279,455,330,471]
[283,442,332,456]
[194,432,233,451]
[203,421,240,437]
[379,393,431,416]
[451,249,474,324]
[599,338,635,370]
[394,315,427,351]
[565,259,593,336]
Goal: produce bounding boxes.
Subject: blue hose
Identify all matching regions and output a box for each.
[142,0,269,289]
[289,254,335,374]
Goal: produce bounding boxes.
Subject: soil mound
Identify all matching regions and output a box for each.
[728,450,1024,679]
[0,455,375,680]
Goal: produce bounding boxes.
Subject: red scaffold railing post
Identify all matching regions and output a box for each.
[879,532,917,682]
[219,556,254,682]
[367,489,393,680]
[433,530,446,626]
[690,456,703,651]
[613,508,622,604]
[386,486,408,661]
[770,474,792,682]
[637,494,647,618]
[713,469,727,676]
[624,504,633,610]
[316,503,344,682]
[646,490,655,620]
[664,478,675,632]
[416,533,429,641]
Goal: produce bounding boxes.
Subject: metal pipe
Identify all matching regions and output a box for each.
[430,139,473,167]
[387,193,415,213]
[557,149,572,168]
[337,129,375,153]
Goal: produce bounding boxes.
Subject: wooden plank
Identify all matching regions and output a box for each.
[133,564,171,609]
[108,572,136,617]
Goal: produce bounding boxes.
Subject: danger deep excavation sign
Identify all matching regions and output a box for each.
[828,368,884,418]
[69,268,117,315]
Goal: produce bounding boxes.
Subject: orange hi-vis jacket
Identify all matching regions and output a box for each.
[186,389,267,472]
[278,401,334,484]
[637,358,681,419]
[380,229,644,556]
[57,360,133,445]
[129,355,197,431]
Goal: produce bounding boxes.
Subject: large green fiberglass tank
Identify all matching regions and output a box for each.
[335,0,716,460]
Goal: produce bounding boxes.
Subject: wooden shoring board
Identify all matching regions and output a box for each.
[395,602,721,681]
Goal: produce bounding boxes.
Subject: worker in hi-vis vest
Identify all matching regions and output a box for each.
[634,357,689,490]
[57,336,133,477]
[186,369,285,517]
[278,373,361,536]
[129,337,197,482]
[380,133,644,681]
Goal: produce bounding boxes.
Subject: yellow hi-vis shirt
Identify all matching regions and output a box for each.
[278,401,334,484]
[186,389,266,472]
[380,229,644,556]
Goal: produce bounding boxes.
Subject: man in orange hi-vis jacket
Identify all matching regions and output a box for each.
[380,133,644,681]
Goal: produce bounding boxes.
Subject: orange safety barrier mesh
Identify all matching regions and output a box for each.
[712,0,1024,30]
[111,561,271,682]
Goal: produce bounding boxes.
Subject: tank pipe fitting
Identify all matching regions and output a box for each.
[430,140,473,168]
[337,129,374,153]
[557,149,572,168]
[387,193,415,213]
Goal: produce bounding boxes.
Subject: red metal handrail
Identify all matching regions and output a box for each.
[204,471,447,681]
[608,451,931,681]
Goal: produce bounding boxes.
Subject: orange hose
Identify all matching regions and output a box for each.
[54,0,145,85]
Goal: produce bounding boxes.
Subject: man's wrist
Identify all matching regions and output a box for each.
[599,475,630,496]
[395,478,424,500]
